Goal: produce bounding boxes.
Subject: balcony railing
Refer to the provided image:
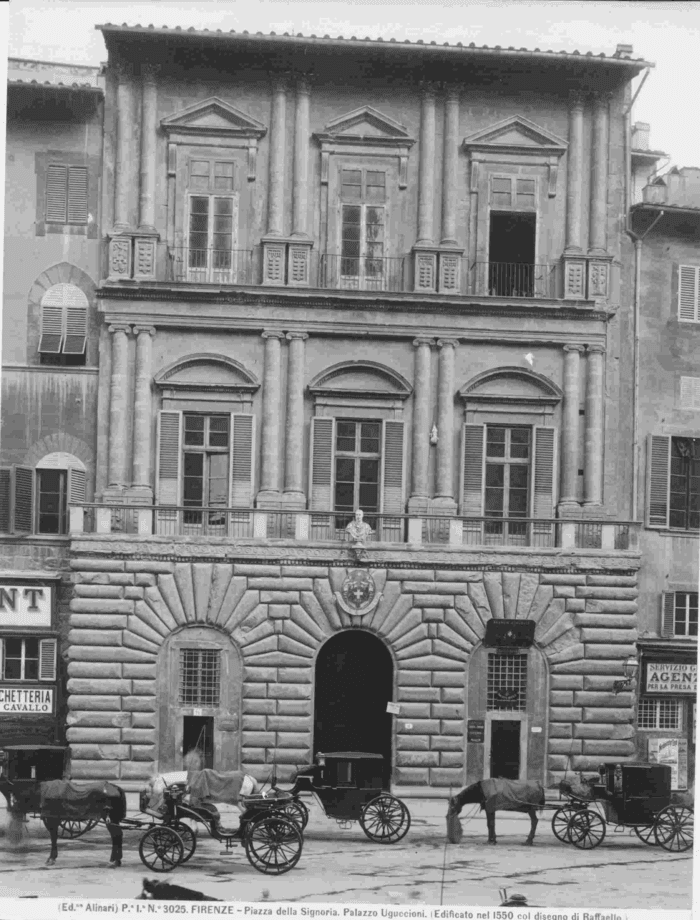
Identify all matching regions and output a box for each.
[319,254,407,293]
[70,504,639,551]
[168,247,253,285]
[471,261,555,298]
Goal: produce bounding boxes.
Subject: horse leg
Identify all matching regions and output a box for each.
[486,810,497,845]
[45,819,59,866]
[107,821,123,868]
[524,807,537,846]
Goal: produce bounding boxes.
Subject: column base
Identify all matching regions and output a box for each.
[429,497,458,515]
[558,500,582,517]
[124,486,154,503]
[281,491,306,510]
[407,495,431,515]
[256,491,282,509]
[102,486,126,502]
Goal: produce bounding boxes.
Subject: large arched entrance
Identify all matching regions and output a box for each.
[314,630,393,778]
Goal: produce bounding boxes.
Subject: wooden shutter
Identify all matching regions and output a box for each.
[67,167,88,224]
[678,265,700,323]
[661,591,675,638]
[532,427,556,518]
[309,417,335,511]
[39,638,57,681]
[156,411,182,504]
[230,414,255,507]
[0,469,10,533]
[460,424,486,515]
[63,306,88,355]
[380,420,405,541]
[13,466,34,533]
[647,434,671,528]
[38,299,64,354]
[45,165,68,223]
[67,466,87,505]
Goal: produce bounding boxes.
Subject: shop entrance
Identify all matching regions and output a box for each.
[314,631,393,780]
[183,716,214,769]
[489,719,522,779]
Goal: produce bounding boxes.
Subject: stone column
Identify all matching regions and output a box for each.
[565,93,584,254]
[291,79,310,238]
[417,86,436,245]
[107,324,131,490]
[409,338,434,513]
[138,65,158,232]
[588,94,610,255]
[584,344,605,507]
[283,332,308,506]
[440,88,460,246]
[257,330,284,505]
[267,78,287,237]
[560,344,584,511]
[131,326,155,492]
[434,339,458,511]
[113,61,136,233]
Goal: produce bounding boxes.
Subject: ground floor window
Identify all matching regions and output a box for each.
[487,651,527,711]
[638,697,684,730]
[178,648,221,706]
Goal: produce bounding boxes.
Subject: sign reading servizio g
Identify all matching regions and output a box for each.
[0,585,52,627]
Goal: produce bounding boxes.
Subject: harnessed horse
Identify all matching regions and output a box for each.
[448,778,545,845]
[40,780,127,866]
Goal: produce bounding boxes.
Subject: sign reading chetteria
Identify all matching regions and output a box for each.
[646,662,697,694]
[0,585,52,627]
[0,687,54,714]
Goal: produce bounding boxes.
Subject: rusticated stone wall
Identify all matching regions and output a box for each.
[66,538,640,787]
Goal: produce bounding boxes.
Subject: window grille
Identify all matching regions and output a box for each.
[179,649,220,705]
[637,697,684,730]
[487,652,527,711]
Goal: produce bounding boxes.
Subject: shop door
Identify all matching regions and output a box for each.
[490,720,521,779]
[314,631,393,780]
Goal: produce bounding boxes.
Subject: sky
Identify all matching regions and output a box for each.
[4,0,700,169]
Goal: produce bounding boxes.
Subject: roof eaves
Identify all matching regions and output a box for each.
[8,78,103,94]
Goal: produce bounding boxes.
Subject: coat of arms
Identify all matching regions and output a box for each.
[335,569,382,617]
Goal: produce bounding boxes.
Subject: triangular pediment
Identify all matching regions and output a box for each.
[322,106,411,140]
[463,116,567,155]
[161,98,266,138]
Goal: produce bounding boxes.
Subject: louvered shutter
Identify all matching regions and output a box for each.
[67,167,88,224]
[230,414,255,507]
[45,165,68,223]
[678,266,700,323]
[38,300,64,354]
[461,424,486,515]
[309,417,335,511]
[661,592,675,638]
[67,466,87,505]
[647,435,671,528]
[63,306,88,355]
[13,466,34,534]
[0,469,10,533]
[156,411,182,504]
[39,638,57,681]
[532,427,556,546]
[380,420,405,541]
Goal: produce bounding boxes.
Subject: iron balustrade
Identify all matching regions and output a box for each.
[471,261,554,298]
[168,247,253,285]
[320,253,407,293]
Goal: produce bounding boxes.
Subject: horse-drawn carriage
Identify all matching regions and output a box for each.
[552,762,693,851]
[287,751,411,843]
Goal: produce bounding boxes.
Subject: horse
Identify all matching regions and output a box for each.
[447,778,545,845]
[39,780,127,867]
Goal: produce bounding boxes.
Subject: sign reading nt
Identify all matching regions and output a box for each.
[0,585,52,627]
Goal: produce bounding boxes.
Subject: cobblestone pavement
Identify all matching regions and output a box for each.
[0,799,693,910]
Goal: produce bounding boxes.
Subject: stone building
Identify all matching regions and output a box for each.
[629,163,700,790]
[0,58,104,745]
[10,28,659,789]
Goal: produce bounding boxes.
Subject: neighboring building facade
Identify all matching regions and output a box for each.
[630,165,700,791]
[0,58,104,745]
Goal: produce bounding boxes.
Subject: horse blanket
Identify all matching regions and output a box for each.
[187,770,259,809]
[39,780,125,822]
[479,779,545,812]
[142,772,188,817]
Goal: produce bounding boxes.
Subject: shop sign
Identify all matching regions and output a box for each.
[648,737,688,791]
[467,720,485,743]
[0,585,52,627]
[0,687,54,714]
[645,662,697,695]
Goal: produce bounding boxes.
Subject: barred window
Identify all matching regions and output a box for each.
[487,652,527,711]
[637,697,684,730]
[179,649,220,705]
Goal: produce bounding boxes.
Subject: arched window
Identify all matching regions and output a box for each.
[38,283,88,366]
[0,453,86,536]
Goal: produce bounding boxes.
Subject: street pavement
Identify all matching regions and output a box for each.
[0,798,693,910]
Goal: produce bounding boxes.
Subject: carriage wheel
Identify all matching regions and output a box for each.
[244,816,303,875]
[172,822,197,862]
[138,826,184,872]
[551,806,580,843]
[654,806,694,853]
[277,799,309,831]
[568,809,606,849]
[359,794,411,844]
[633,824,659,847]
[45,818,98,839]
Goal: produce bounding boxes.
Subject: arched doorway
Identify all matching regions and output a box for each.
[314,630,393,778]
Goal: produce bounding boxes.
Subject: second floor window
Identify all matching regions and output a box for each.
[0,637,56,682]
[38,283,88,366]
[485,426,530,538]
[186,160,238,283]
[679,265,700,323]
[340,169,386,288]
[0,462,86,536]
[662,591,699,638]
[648,435,700,530]
[45,165,88,225]
[334,420,381,526]
[183,415,230,527]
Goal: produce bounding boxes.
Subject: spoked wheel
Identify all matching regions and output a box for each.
[172,822,197,862]
[277,799,309,831]
[568,809,606,849]
[654,806,694,853]
[139,826,184,872]
[45,818,98,839]
[634,823,659,847]
[551,806,580,843]
[359,794,411,844]
[244,816,303,875]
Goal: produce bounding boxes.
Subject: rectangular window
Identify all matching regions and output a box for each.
[186,159,237,283]
[487,652,527,711]
[339,169,387,289]
[680,377,700,410]
[2,638,40,681]
[485,426,530,540]
[334,420,381,528]
[674,592,699,637]
[45,165,88,225]
[669,437,700,530]
[178,649,221,705]
[36,469,68,535]
[490,177,512,208]
[182,414,230,530]
[679,265,700,323]
[638,697,684,730]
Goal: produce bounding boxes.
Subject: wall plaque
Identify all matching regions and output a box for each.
[467,719,485,743]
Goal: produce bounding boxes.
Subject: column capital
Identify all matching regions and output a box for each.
[413,337,436,348]
[437,337,459,349]
[108,323,132,335]
[591,90,613,106]
[295,76,312,95]
[262,328,285,340]
[270,74,289,93]
[586,343,606,354]
[141,63,159,83]
[133,325,156,337]
[444,85,460,103]
[568,90,585,109]
[285,331,309,342]
[420,83,437,101]
[563,343,585,354]
[114,58,134,81]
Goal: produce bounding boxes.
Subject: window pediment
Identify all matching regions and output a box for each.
[154,354,260,395]
[309,361,412,402]
[460,366,563,405]
[161,98,267,141]
[463,116,567,158]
